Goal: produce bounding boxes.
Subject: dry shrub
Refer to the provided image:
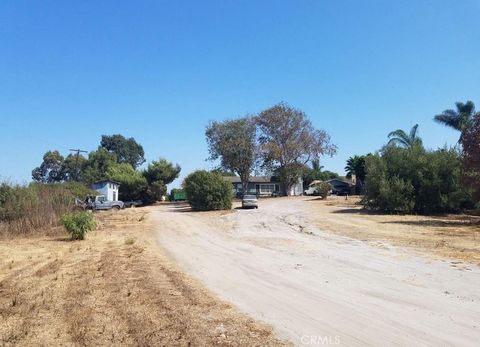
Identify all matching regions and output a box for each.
[0,181,93,237]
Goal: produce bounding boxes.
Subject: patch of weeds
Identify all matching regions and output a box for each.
[124,237,136,245]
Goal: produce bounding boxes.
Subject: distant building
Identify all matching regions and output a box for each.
[224,176,303,197]
[91,180,120,201]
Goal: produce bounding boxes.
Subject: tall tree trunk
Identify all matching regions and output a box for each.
[240,172,250,197]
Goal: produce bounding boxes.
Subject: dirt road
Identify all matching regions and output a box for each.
[0,208,286,346]
[154,197,480,346]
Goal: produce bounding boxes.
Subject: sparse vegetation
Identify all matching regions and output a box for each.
[0,181,94,237]
[60,212,96,240]
[183,170,232,211]
[256,103,337,195]
[314,181,331,199]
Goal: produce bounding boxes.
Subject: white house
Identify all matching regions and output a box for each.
[224,176,304,197]
[91,180,120,201]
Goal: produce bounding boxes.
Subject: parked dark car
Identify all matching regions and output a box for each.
[123,200,143,208]
[82,195,124,210]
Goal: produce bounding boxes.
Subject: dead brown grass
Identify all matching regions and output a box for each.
[0,207,288,346]
[308,196,480,265]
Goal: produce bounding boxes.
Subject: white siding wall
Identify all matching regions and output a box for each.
[93,182,120,201]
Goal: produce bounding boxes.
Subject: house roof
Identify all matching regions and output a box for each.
[223,176,279,184]
[326,178,354,186]
[92,179,121,186]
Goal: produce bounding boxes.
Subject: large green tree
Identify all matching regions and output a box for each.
[387,124,422,148]
[143,159,181,185]
[62,153,87,181]
[205,117,257,194]
[434,101,476,133]
[100,134,145,169]
[32,150,66,183]
[142,159,181,202]
[107,163,148,201]
[256,103,337,195]
[81,148,117,184]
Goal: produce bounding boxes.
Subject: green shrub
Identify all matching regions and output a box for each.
[363,145,473,214]
[183,170,232,211]
[314,182,331,199]
[60,212,96,240]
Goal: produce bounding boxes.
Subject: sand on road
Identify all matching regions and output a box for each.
[154,197,480,346]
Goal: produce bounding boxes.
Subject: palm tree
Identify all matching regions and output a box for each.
[387,124,422,148]
[434,101,476,132]
[311,158,324,172]
[345,155,367,182]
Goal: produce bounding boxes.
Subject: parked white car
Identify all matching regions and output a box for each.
[304,186,318,196]
[242,195,258,209]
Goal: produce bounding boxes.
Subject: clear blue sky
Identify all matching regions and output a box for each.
[1,0,479,188]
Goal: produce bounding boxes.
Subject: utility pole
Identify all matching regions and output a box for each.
[69,148,88,181]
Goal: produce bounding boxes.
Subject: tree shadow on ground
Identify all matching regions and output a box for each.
[168,203,192,213]
[380,219,480,228]
[331,208,385,216]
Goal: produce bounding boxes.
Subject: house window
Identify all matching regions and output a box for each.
[260,184,275,194]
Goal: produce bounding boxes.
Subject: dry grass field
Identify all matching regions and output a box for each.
[0,207,287,347]
[307,196,480,265]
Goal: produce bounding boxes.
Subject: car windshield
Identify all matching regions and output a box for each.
[243,195,256,199]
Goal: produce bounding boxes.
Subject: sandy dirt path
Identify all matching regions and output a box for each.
[0,208,286,346]
[154,197,480,346]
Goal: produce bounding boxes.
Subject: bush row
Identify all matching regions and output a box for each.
[362,145,474,214]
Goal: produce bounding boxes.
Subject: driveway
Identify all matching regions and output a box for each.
[153,197,480,346]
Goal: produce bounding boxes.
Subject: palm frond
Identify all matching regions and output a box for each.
[409,124,419,142]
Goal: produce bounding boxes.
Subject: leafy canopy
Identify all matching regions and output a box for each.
[363,145,473,214]
[345,155,368,182]
[107,163,148,201]
[100,134,145,169]
[387,124,422,148]
[434,101,476,133]
[32,150,66,183]
[206,117,257,192]
[256,103,336,193]
[143,159,181,185]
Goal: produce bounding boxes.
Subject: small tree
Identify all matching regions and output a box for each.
[205,117,257,195]
[183,170,232,211]
[315,182,331,199]
[61,212,96,240]
[256,103,336,195]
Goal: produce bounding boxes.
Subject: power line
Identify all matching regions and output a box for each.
[69,148,88,181]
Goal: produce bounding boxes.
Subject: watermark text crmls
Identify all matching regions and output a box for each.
[300,335,341,345]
